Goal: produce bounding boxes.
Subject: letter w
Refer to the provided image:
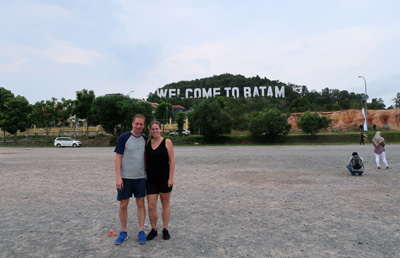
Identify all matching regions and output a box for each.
[156,89,168,98]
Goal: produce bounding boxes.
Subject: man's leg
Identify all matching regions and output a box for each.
[346,164,353,174]
[136,197,146,232]
[346,165,356,176]
[119,199,129,232]
[147,194,159,230]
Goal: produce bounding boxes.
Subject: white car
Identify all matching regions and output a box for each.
[169,129,190,137]
[54,137,82,148]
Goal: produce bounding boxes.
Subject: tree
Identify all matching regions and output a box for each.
[0,87,13,112]
[31,98,59,137]
[154,101,173,124]
[1,95,32,142]
[0,87,15,139]
[289,98,311,112]
[175,112,186,136]
[73,89,96,137]
[368,98,385,110]
[298,111,332,135]
[225,98,249,131]
[392,92,400,108]
[92,94,152,138]
[249,108,291,139]
[337,90,351,110]
[191,99,232,141]
[56,98,74,136]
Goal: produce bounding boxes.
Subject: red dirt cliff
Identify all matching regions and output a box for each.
[288,108,400,131]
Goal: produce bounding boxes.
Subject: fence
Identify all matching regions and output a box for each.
[1,117,189,137]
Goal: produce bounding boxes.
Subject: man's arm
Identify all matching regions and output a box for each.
[115,153,123,190]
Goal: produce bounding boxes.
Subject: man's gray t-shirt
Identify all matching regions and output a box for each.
[114,132,146,179]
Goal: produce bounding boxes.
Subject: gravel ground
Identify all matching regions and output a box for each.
[1,144,399,258]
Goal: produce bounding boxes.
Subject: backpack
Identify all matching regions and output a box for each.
[351,155,363,169]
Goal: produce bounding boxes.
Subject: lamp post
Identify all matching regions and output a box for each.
[163,98,169,136]
[358,76,367,129]
[128,91,135,98]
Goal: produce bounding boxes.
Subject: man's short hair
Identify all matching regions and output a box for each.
[133,114,145,122]
[352,152,358,156]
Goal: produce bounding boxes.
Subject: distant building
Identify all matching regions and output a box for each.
[171,105,185,116]
[138,100,187,116]
[150,103,158,114]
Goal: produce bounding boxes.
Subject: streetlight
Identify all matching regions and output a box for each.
[358,76,367,130]
[128,91,135,98]
[163,98,169,136]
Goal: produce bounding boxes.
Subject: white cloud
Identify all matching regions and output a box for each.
[0,40,102,67]
[22,4,71,20]
[2,0,400,106]
[138,26,377,87]
[39,40,103,66]
[0,59,27,73]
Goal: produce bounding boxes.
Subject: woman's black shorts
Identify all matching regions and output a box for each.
[146,180,173,195]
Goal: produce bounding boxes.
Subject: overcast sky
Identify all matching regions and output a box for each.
[1,0,399,107]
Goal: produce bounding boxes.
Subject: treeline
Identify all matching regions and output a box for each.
[1,74,400,141]
[0,88,153,139]
[147,73,394,112]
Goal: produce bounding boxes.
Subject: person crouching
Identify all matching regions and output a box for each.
[346,152,364,176]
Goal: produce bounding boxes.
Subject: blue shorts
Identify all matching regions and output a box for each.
[117,178,146,201]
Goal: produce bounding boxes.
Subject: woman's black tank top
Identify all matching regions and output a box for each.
[146,138,170,182]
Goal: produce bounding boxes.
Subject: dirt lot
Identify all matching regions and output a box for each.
[1,145,399,258]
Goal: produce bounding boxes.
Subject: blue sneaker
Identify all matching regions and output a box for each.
[138,231,146,245]
[115,231,128,245]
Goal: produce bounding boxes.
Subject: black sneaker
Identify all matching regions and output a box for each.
[146,229,157,241]
[162,228,170,240]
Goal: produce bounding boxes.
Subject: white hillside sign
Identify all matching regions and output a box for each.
[156,86,285,99]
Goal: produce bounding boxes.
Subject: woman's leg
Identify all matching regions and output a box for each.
[147,194,159,230]
[160,192,172,229]
[375,153,380,167]
[381,152,389,167]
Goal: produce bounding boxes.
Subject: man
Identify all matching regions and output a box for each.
[360,132,366,145]
[346,152,364,176]
[114,114,147,245]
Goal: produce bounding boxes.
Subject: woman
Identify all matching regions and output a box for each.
[372,131,390,169]
[145,121,175,241]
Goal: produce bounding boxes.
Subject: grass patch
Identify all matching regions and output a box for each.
[2,131,399,147]
[169,131,400,146]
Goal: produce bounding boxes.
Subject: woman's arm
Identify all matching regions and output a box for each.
[166,139,175,187]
